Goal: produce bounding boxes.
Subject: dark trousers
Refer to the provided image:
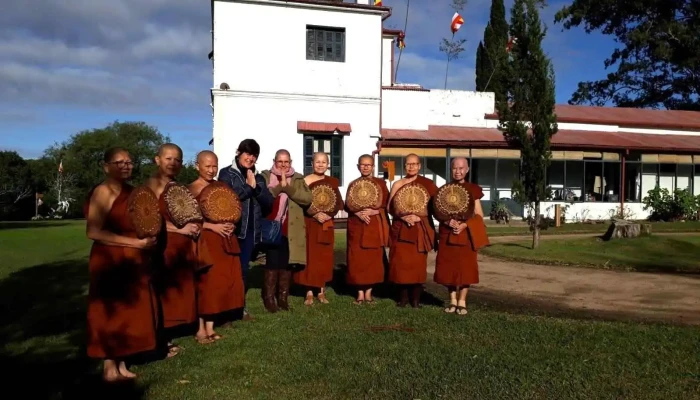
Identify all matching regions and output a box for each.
[238,230,256,299]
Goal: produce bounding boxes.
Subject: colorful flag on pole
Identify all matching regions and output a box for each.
[450,13,464,34]
[58,159,63,174]
[374,0,382,6]
[506,36,517,53]
[397,32,406,49]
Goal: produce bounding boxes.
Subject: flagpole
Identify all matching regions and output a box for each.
[393,0,410,82]
[444,32,454,89]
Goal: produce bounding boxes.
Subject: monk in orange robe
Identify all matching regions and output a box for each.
[146,143,200,354]
[295,152,343,305]
[188,151,245,341]
[85,147,158,382]
[434,157,487,315]
[387,153,438,308]
[345,154,390,304]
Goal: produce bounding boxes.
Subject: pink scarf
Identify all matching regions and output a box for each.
[268,165,295,222]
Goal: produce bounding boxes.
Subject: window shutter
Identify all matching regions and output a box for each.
[304,136,314,176]
[331,137,343,185]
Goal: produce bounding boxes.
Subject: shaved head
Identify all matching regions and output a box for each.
[313,152,329,162]
[405,153,420,164]
[357,154,373,164]
[157,143,183,158]
[275,149,290,160]
[451,157,467,168]
[196,150,217,164]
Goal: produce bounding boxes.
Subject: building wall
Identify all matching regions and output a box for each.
[381,36,393,86]
[213,0,383,99]
[533,202,648,222]
[212,90,379,195]
[382,89,495,130]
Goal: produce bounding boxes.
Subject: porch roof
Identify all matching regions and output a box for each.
[380,126,700,152]
[297,121,352,135]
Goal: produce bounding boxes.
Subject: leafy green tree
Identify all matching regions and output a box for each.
[499,0,558,249]
[475,0,509,104]
[0,151,34,219]
[555,0,699,110]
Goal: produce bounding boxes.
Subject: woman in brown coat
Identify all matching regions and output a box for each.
[296,152,343,305]
[85,147,158,382]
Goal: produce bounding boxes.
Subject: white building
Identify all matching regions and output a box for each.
[210,0,700,221]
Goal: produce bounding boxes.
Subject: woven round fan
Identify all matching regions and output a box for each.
[434,182,474,222]
[393,183,430,217]
[346,177,382,213]
[127,186,162,239]
[199,181,241,223]
[163,182,203,228]
[309,183,337,215]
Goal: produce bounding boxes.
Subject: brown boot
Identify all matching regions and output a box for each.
[397,287,409,308]
[263,269,278,313]
[277,269,291,311]
[410,285,423,308]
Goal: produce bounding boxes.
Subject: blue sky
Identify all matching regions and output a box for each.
[0,0,617,162]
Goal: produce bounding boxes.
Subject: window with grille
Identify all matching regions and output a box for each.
[306,25,345,62]
[303,135,343,185]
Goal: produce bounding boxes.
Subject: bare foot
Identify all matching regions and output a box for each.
[103,370,122,383]
[317,293,329,304]
[118,363,137,379]
[195,334,214,345]
[304,294,314,306]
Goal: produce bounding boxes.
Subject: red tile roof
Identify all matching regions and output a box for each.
[485,105,700,131]
[380,126,700,152]
[298,121,352,134]
[269,0,390,12]
[382,28,403,36]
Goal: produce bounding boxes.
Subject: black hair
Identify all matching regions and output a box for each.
[237,139,260,158]
[103,147,129,163]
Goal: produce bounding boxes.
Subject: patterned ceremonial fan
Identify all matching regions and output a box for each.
[346,177,382,213]
[199,181,241,224]
[309,183,338,215]
[393,183,430,217]
[163,182,203,228]
[434,182,474,222]
[127,186,162,239]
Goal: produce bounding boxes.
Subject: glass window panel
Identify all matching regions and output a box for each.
[471,159,496,201]
[659,163,676,192]
[378,156,403,182]
[677,164,692,192]
[695,164,700,196]
[496,159,519,200]
[642,164,658,198]
[565,161,584,201]
[603,161,621,202]
[584,161,603,201]
[625,162,642,202]
[326,32,333,41]
[425,157,447,186]
[547,160,565,200]
[316,31,323,41]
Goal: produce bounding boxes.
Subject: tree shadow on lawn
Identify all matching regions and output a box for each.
[0,221,74,230]
[0,259,148,399]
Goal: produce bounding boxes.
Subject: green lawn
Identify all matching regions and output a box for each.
[485,220,700,236]
[483,235,700,273]
[0,221,699,399]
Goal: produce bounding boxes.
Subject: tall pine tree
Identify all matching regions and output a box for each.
[498,0,558,249]
[475,0,508,104]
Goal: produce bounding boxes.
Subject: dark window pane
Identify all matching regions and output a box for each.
[642,163,658,198]
[566,161,584,201]
[625,162,642,202]
[316,31,323,41]
[547,160,565,200]
[603,162,621,202]
[584,161,603,201]
[326,32,333,41]
[307,30,314,40]
[335,32,342,42]
[659,163,676,192]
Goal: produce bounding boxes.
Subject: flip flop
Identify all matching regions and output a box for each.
[444,304,458,313]
[166,344,181,358]
[195,335,215,345]
[352,300,364,305]
[456,306,468,316]
[208,334,223,341]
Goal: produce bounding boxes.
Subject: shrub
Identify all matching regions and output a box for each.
[643,187,700,221]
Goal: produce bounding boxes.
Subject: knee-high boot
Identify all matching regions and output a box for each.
[277,269,291,311]
[263,269,279,313]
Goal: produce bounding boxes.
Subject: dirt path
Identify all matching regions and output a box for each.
[424,233,700,326]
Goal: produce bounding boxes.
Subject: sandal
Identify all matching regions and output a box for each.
[353,299,364,305]
[166,344,181,358]
[208,333,223,341]
[317,293,329,304]
[365,299,376,305]
[444,304,457,313]
[195,335,215,345]
[456,306,468,316]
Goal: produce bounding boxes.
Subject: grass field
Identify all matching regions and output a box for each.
[483,235,700,273]
[485,220,700,236]
[0,221,699,399]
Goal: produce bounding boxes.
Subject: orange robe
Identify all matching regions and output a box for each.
[154,193,197,329]
[85,184,158,359]
[434,182,485,286]
[195,193,245,316]
[294,176,343,289]
[388,175,438,285]
[345,177,390,286]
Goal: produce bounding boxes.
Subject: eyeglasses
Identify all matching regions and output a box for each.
[405,163,420,167]
[359,164,374,167]
[275,160,291,165]
[107,161,134,168]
